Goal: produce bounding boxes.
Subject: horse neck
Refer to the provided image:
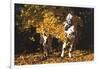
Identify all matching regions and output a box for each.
[70,25,74,29]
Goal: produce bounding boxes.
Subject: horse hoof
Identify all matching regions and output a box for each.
[60,57,64,62]
[41,56,48,60]
[68,56,72,58]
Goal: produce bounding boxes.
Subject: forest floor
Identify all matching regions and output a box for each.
[15,50,94,65]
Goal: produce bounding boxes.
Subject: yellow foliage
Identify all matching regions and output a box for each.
[19,5,68,42]
[36,11,67,42]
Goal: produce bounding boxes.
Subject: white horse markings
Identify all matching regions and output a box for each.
[66,13,73,25]
[42,34,48,47]
[41,24,75,58]
[61,16,75,58]
[41,13,75,58]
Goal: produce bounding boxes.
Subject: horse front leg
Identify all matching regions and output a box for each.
[61,47,64,58]
[61,42,66,58]
[68,44,73,58]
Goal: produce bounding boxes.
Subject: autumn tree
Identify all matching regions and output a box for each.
[16,4,68,41]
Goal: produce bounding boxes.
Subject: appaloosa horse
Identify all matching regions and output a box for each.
[61,14,83,58]
[40,15,83,59]
[61,24,75,58]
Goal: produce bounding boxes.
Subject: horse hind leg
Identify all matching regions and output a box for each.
[41,45,48,60]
